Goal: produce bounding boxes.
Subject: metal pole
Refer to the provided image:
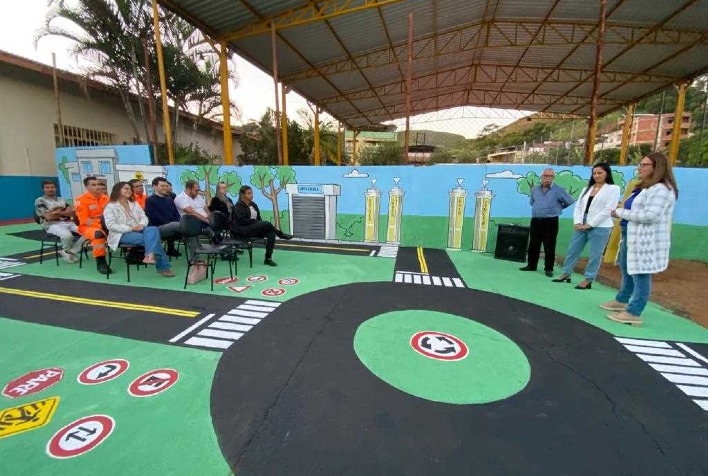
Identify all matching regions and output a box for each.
[271,23,283,165]
[669,82,687,165]
[584,0,607,165]
[619,103,634,165]
[314,107,321,166]
[353,130,359,165]
[219,42,234,165]
[404,12,413,163]
[281,83,289,165]
[654,91,665,152]
[142,38,159,163]
[151,0,173,165]
[51,53,65,147]
[337,121,342,165]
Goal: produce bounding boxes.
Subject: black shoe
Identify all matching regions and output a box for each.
[519,266,536,271]
[552,275,571,282]
[276,230,293,240]
[166,249,182,257]
[575,282,592,290]
[264,259,277,267]
[97,262,112,275]
[545,271,554,277]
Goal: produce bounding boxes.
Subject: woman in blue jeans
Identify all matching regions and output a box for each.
[601,153,678,327]
[103,182,174,277]
[553,162,620,289]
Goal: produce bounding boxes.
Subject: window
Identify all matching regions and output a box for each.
[81,162,94,173]
[54,124,115,147]
[71,173,81,183]
[98,161,112,174]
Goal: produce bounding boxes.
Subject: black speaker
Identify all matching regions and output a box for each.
[494,224,530,262]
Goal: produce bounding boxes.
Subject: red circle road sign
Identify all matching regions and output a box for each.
[2,367,64,399]
[410,331,469,361]
[214,276,238,285]
[277,278,300,286]
[128,369,179,398]
[247,275,268,282]
[46,415,115,459]
[261,288,286,297]
[77,359,129,385]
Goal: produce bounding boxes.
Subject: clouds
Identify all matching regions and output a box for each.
[343,169,369,178]
[485,170,522,179]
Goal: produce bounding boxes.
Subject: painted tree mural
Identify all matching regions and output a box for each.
[250,166,296,230]
[516,170,585,199]
[180,165,241,202]
[516,171,540,196]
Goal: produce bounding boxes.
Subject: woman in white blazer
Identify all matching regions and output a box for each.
[601,153,678,327]
[553,163,620,289]
[103,182,174,277]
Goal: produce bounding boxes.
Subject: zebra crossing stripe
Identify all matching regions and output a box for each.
[623,345,684,357]
[197,329,244,341]
[648,364,708,376]
[616,338,671,348]
[677,385,708,398]
[432,276,442,286]
[636,354,700,366]
[403,274,412,284]
[244,299,280,308]
[452,278,464,288]
[184,337,232,349]
[422,275,431,285]
[169,314,215,343]
[221,315,261,325]
[676,343,708,366]
[209,322,253,332]
[393,272,466,289]
[226,309,269,318]
[395,273,403,283]
[413,274,422,284]
[238,304,276,312]
[694,400,708,411]
[661,373,708,386]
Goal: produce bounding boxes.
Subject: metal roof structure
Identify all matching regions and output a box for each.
[159,0,708,129]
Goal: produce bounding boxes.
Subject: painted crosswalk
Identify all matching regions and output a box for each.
[394,271,465,288]
[0,272,19,281]
[170,300,281,350]
[378,245,398,258]
[617,337,708,411]
[0,258,24,270]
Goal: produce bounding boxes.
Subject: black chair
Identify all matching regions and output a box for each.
[34,215,60,266]
[101,217,146,281]
[209,211,247,274]
[227,218,267,269]
[179,215,230,290]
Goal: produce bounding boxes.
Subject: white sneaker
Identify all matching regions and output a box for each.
[59,250,76,264]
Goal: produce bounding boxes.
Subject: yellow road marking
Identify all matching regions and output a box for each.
[0,287,198,317]
[277,243,371,253]
[417,246,429,274]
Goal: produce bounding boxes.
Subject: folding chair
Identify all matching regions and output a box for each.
[179,215,230,290]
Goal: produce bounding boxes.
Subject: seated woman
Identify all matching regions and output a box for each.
[209,181,234,217]
[231,185,292,267]
[553,162,620,289]
[103,182,175,277]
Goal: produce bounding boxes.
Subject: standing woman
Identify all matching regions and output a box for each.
[601,152,678,326]
[553,162,620,289]
[103,182,175,277]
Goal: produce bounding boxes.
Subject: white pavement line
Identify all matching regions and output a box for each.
[169,313,215,343]
[0,273,18,281]
[677,385,708,398]
[422,275,431,285]
[403,274,412,284]
[637,354,700,366]
[660,373,708,386]
[220,315,262,325]
[209,322,253,332]
[649,364,708,376]
[398,271,428,275]
[413,274,422,284]
[184,337,233,350]
[198,329,244,340]
[432,276,442,286]
[676,343,708,366]
[394,273,403,283]
[615,337,671,348]
[237,304,276,313]
[624,345,684,357]
[442,277,453,287]
[452,278,464,288]
[694,400,708,411]
[245,299,280,308]
[369,250,376,256]
[226,309,269,318]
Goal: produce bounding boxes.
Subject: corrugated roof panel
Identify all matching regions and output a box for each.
[604,82,666,101]
[611,1,678,24]
[175,0,255,35]
[246,1,306,18]
[233,36,304,74]
[292,77,340,99]
[325,70,371,93]
[363,64,406,85]
[279,22,346,66]
[480,47,527,66]
[550,0,601,22]
[326,9,391,56]
[666,4,708,30]
[649,46,708,77]
[517,45,577,68]
[609,44,685,75]
[495,1,557,19]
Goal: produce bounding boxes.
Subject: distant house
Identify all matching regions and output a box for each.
[595,113,691,152]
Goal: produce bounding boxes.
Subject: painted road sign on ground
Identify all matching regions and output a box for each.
[77,359,129,385]
[411,331,469,361]
[247,275,268,282]
[214,276,238,285]
[128,369,179,397]
[46,415,114,459]
[2,368,64,399]
[261,288,286,297]
[278,278,300,286]
[227,285,252,294]
[0,396,60,439]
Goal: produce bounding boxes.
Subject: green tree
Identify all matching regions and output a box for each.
[249,166,297,230]
[58,156,71,184]
[239,110,278,165]
[516,171,540,197]
[219,171,242,198]
[554,170,586,199]
[180,165,219,202]
[359,142,404,165]
[610,170,626,194]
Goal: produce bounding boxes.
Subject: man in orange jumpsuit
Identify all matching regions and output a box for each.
[74,176,111,274]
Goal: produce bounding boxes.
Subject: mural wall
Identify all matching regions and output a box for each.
[54,146,708,261]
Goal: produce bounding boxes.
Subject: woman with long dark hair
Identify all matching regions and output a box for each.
[601,152,679,326]
[553,162,620,289]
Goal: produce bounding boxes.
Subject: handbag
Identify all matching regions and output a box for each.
[187,261,208,285]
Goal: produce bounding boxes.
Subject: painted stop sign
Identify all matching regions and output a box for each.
[2,367,64,399]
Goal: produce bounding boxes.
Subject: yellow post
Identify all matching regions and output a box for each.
[151,0,173,165]
[313,107,320,166]
[669,82,687,165]
[337,122,342,166]
[281,83,289,165]
[352,130,359,165]
[618,103,634,166]
[604,178,640,263]
[219,42,233,165]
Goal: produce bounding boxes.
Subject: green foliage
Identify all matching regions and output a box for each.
[220,171,242,196]
[554,170,586,199]
[179,164,234,202]
[157,142,219,165]
[610,170,626,194]
[516,172,540,197]
[58,157,70,184]
[359,142,404,165]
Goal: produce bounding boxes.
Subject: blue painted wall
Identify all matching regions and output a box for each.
[0,175,58,221]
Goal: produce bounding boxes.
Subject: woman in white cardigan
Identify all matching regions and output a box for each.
[103,182,174,277]
[553,163,621,289]
[601,153,678,327]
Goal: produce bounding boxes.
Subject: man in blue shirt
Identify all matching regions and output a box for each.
[520,168,575,277]
[144,177,182,257]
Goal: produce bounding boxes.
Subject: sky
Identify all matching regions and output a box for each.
[0,1,518,139]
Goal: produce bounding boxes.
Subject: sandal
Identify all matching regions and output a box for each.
[142,253,156,264]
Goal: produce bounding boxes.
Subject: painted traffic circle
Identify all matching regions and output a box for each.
[46,415,114,459]
[353,310,530,404]
[411,331,468,361]
[277,278,299,286]
[247,275,268,282]
[261,288,286,297]
[77,359,129,385]
[127,369,178,397]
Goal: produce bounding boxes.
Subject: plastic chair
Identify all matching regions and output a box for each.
[179,215,230,290]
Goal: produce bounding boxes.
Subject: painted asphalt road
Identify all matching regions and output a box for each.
[211,282,708,476]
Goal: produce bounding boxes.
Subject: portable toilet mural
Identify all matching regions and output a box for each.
[285,183,341,240]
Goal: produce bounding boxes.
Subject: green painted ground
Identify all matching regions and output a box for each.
[448,250,708,344]
[0,318,229,476]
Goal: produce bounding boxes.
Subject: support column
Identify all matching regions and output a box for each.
[314,107,321,166]
[281,83,289,165]
[404,12,413,163]
[669,82,687,165]
[219,42,233,165]
[353,130,360,165]
[618,103,634,165]
[584,0,607,165]
[337,121,342,166]
[271,23,283,165]
[151,0,173,165]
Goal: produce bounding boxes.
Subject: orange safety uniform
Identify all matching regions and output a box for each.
[133,193,146,209]
[74,192,109,258]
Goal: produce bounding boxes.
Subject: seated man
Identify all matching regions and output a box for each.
[174,179,220,258]
[34,179,86,263]
[74,176,111,274]
[144,177,181,257]
[128,179,147,209]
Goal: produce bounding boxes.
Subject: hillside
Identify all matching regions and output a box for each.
[396,130,466,148]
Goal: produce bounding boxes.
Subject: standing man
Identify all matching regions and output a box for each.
[75,176,111,274]
[145,177,182,257]
[34,179,86,263]
[128,179,147,209]
[520,168,575,277]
